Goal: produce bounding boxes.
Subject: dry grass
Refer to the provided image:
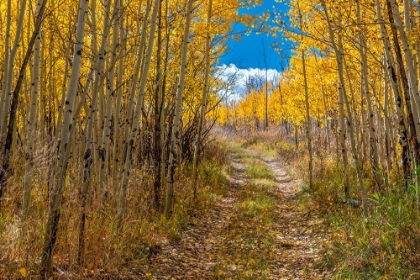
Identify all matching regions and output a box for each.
[0,138,230,278]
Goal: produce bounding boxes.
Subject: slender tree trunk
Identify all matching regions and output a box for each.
[321,86,330,154]
[0,0,28,140]
[356,0,382,191]
[78,0,115,265]
[99,0,121,207]
[376,0,411,187]
[165,0,195,216]
[298,4,312,189]
[388,0,420,157]
[121,0,150,167]
[152,0,163,210]
[0,0,47,208]
[320,0,368,215]
[112,4,126,187]
[117,0,161,228]
[22,0,44,218]
[0,0,12,140]
[192,0,213,199]
[40,0,88,275]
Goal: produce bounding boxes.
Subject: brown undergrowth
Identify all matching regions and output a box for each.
[143,132,332,279]
[0,138,230,278]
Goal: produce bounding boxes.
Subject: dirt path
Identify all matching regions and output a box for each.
[144,146,331,279]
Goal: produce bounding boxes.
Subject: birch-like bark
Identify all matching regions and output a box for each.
[192,0,213,199]
[121,0,150,165]
[22,0,44,218]
[0,0,11,140]
[388,0,420,146]
[113,4,126,185]
[165,0,195,216]
[0,0,28,139]
[117,0,161,228]
[320,0,368,215]
[386,0,420,166]
[99,0,121,207]
[81,0,112,191]
[41,0,88,275]
[356,0,382,191]
[321,86,330,154]
[376,0,411,187]
[0,0,47,208]
[78,0,113,265]
[383,76,392,181]
[298,3,313,188]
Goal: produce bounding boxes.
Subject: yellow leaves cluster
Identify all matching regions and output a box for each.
[218,54,338,130]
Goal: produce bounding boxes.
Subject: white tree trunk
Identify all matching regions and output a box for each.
[41,0,88,274]
[165,0,195,216]
[23,0,44,218]
[0,0,28,139]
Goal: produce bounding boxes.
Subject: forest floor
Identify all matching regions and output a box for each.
[142,142,333,279]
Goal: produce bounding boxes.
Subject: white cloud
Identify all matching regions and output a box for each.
[216,64,281,95]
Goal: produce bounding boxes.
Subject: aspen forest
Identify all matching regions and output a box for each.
[1,0,420,279]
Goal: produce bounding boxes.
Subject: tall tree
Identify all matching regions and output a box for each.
[40,0,88,275]
[165,0,195,216]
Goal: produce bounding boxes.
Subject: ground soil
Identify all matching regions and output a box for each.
[143,146,332,279]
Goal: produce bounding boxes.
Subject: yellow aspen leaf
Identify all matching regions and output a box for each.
[18,268,27,277]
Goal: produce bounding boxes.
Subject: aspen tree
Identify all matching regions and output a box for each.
[78,0,117,265]
[321,86,330,154]
[112,0,126,184]
[297,3,312,189]
[0,0,11,139]
[80,0,114,206]
[165,0,195,216]
[0,0,47,207]
[117,0,161,228]
[22,0,44,218]
[386,0,420,168]
[99,0,122,206]
[320,0,368,214]
[55,23,75,140]
[376,0,411,187]
[152,0,164,210]
[41,0,88,274]
[0,0,28,140]
[192,0,213,199]
[121,0,150,166]
[388,0,420,156]
[160,0,171,195]
[356,0,382,191]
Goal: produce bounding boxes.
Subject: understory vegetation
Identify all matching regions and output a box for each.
[0,139,230,278]
[258,129,420,279]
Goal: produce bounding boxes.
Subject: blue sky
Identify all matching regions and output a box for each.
[219,0,291,71]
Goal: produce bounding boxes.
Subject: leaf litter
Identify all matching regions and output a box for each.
[143,147,333,279]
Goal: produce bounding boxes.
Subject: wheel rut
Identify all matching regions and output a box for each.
[143,146,332,279]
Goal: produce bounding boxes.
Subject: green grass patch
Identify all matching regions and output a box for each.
[299,150,420,279]
[253,178,277,191]
[236,195,275,216]
[245,163,275,180]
